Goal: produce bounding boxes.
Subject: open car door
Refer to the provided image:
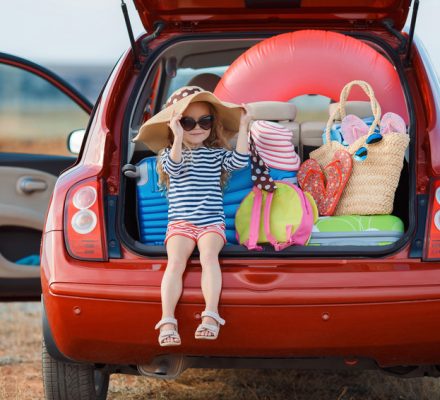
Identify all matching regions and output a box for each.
[0,53,93,300]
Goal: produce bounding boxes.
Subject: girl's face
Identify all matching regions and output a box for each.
[181,102,213,148]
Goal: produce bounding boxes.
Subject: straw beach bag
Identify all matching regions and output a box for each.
[309,80,409,215]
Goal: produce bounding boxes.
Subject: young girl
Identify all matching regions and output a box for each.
[135,86,251,346]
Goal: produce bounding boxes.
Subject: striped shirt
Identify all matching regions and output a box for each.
[160,147,248,226]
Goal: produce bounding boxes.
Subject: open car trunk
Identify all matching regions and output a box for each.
[118,29,414,258]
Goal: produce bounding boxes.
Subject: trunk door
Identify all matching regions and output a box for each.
[133,0,411,32]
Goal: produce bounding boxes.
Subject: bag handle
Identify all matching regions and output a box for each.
[262,191,278,248]
[324,80,381,146]
[262,183,314,251]
[244,187,263,251]
[339,80,381,122]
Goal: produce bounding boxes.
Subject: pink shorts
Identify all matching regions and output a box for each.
[165,221,226,245]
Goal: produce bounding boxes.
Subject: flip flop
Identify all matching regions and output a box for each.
[340,114,369,145]
[334,149,352,188]
[298,150,352,216]
[297,159,321,189]
[380,112,406,135]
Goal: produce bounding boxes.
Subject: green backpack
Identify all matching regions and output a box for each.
[235,181,318,251]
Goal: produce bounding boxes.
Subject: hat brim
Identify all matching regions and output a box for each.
[133,91,243,153]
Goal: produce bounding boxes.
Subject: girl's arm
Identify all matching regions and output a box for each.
[222,104,252,172]
[161,111,185,177]
[168,111,184,163]
[235,104,252,155]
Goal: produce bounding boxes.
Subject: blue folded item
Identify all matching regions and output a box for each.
[15,254,40,266]
[322,116,379,145]
[136,157,297,245]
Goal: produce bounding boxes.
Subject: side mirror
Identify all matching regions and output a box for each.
[67,129,86,155]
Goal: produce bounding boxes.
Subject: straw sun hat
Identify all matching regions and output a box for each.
[134,86,244,153]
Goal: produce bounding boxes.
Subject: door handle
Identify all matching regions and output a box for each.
[17,177,48,194]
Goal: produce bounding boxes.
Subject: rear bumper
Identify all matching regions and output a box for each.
[41,230,440,368]
[44,286,440,367]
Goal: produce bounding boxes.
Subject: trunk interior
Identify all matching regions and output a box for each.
[119,31,414,258]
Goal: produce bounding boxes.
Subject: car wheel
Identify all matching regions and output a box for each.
[42,339,110,400]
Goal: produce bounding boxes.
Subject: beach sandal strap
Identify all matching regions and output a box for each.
[195,323,220,335]
[159,329,180,338]
[155,316,178,330]
[158,329,181,344]
[201,310,225,326]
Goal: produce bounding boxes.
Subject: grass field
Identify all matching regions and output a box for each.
[0,109,88,156]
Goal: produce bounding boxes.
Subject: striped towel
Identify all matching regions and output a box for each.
[250,120,301,171]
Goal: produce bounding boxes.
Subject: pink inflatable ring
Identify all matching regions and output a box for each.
[214,30,407,121]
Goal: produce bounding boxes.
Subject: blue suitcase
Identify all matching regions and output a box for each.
[135,156,297,245]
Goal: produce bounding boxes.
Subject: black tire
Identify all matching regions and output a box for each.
[42,339,110,400]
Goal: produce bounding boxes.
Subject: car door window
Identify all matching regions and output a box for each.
[0,64,89,156]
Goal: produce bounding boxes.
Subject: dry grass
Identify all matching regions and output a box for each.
[0,110,88,138]
[107,368,440,400]
[0,109,88,156]
[0,303,43,400]
[1,302,440,400]
[0,138,70,156]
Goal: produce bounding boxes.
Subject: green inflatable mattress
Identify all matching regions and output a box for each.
[308,215,404,246]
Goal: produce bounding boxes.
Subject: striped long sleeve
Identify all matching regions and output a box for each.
[160,150,183,177]
[160,147,248,226]
[222,150,250,172]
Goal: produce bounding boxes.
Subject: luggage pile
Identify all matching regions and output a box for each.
[131,81,409,250]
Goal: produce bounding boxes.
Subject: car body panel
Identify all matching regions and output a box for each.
[44,291,440,367]
[41,229,440,367]
[45,296,440,367]
[411,36,440,177]
[39,7,440,373]
[41,231,439,298]
[134,0,411,32]
[43,50,136,235]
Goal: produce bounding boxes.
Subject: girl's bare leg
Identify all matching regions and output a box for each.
[160,235,196,344]
[197,233,225,337]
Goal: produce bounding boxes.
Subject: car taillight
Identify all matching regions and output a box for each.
[424,179,440,261]
[64,179,107,261]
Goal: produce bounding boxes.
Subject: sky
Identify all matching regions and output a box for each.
[0,0,439,71]
[0,0,144,66]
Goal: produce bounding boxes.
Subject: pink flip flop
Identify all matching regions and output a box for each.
[341,114,369,145]
[380,112,406,135]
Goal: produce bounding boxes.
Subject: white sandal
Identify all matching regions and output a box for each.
[155,317,181,347]
[195,310,225,340]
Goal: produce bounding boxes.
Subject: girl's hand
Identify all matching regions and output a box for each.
[239,103,252,130]
[168,111,184,141]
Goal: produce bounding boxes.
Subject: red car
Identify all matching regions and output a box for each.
[5,0,440,398]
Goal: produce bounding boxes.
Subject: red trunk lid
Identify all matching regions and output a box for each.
[134,0,411,32]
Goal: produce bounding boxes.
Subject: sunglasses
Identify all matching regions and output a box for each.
[180,115,214,131]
